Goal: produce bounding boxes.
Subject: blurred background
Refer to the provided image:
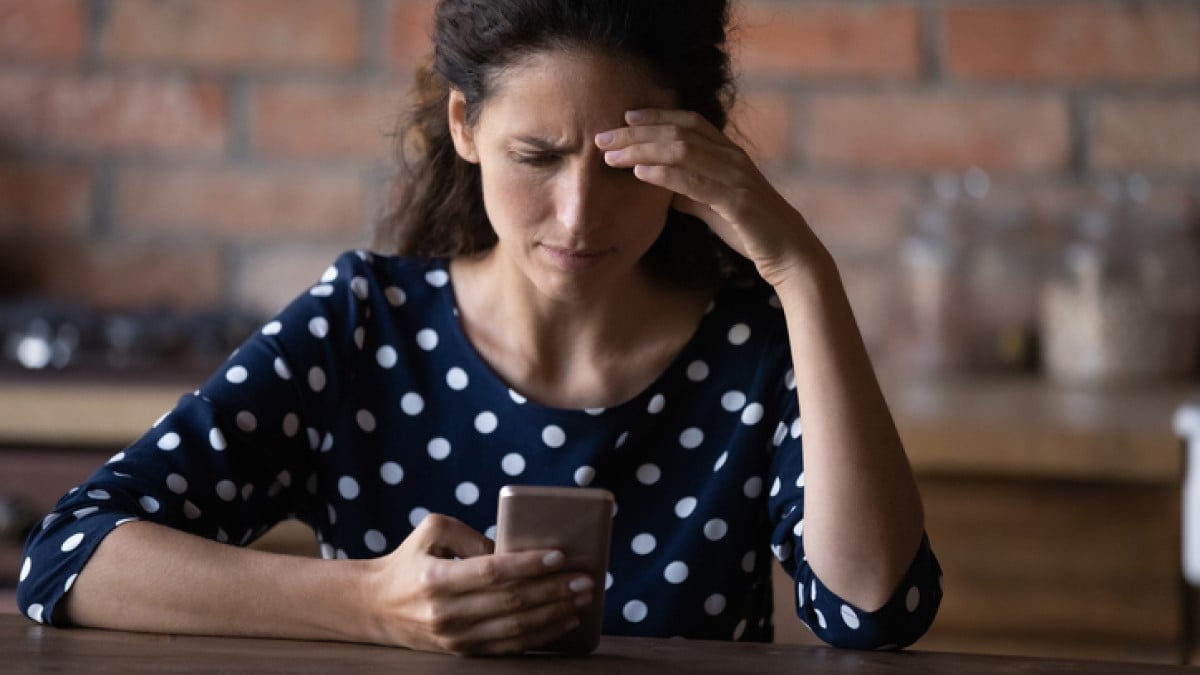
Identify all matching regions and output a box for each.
[1,0,1199,665]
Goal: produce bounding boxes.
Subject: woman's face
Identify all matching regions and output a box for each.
[449,49,678,301]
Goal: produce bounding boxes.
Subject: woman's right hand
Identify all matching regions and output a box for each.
[363,514,595,655]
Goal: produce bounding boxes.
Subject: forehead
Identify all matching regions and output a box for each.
[475,49,677,138]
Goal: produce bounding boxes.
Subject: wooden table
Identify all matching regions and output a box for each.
[1,615,1190,674]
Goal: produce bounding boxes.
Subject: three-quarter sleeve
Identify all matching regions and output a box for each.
[16,252,368,627]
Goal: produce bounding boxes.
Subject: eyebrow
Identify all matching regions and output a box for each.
[513,135,572,152]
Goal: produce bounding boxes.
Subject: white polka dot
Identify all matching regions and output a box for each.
[19,557,31,582]
[791,417,803,438]
[350,276,368,299]
[225,366,248,384]
[796,472,806,488]
[841,604,861,629]
[308,317,329,338]
[769,294,782,309]
[364,529,387,553]
[815,608,827,629]
[509,389,527,404]
[906,586,920,612]
[401,393,424,416]
[574,466,596,486]
[310,283,334,297]
[798,581,806,607]
[733,619,747,639]
[623,600,648,623]
[73,506,99,519]
[216,480,237,502]
[631,533,656,555]
[308,366,326,392]
[236,411,257,433]
[501,453,526,476]
[338,476,360,500]
[811,583,818,602]
[106,451,125,464]
[61,532,84,552]
[744,476,763,498]
[306,427,320,450]
[785,368,796,390]
[409,507,430,528]
[27,603,44,624]
[356,409,376,432]
[679,427,704,449]
[282,413,300,438]
[321,432,334,452]
[242,484,254,501]
[415,328,439,351]
[793,519,805,538]
[445,367,469,390]
[321,265,338,283]
[42,513,59,529]
[647,394,666,414]
[742,550,756,572]
[664,561,688,584]
[64,573,77,593]
[636,464,661,485]
[741,403,764,425]
[273,357,291,380]
[772,422,788,447]
[86,489,110,500]
[139,495,160,513]
[703,518,728,540]
[456,482,480,505]
[484,525,496,540]
[721,391,746,412]
[674,496,697,518]
[772,541,793,562]
[427,437,451,460]
[686,360,709,381]
[713,451,728,472]
[157,432,181,451]
[605,572,613,590]
[386,286,406,306]
[354,326,365,349]
[376,346,397,368]
[262,320,282,336]
[183,501,201,519]
[584,407,605,416]
[615,431,628,448]
[166,474,188,494]
[704,593,726,615]
[474,411,498,434]
[425,269,449,287]
[728,323,751,345]
[542,425,566,448]
[380,462,403,485]
[769,477,781,497]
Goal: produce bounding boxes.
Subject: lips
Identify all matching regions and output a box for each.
[538,243,611,270]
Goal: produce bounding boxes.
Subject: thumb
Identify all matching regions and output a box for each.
[410,513,494,560]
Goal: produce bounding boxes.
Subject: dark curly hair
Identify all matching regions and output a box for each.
[376,0,751,286]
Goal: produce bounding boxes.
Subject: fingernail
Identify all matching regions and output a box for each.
[568,576,593,593]
[604,150,622,164]
[595,131,614,146]
[626,109,649,123]
[574,593,593,608]
[542,550,565,567]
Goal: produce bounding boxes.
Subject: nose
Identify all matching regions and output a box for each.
[556,158,608,236]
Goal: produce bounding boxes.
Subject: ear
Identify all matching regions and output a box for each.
[447,89,480,164]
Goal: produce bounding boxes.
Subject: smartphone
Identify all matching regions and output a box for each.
[494,485,614,654]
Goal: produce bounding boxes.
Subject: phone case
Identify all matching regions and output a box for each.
[495,485,614,654]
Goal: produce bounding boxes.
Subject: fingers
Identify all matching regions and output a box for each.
[410,513,494,560]
[443,595,586,655]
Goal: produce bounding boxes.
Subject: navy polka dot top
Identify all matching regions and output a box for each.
[18,251,941,649]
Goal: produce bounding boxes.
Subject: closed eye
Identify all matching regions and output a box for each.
[510,152,559,167]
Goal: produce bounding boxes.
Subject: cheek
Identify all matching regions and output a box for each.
[478,164,548,228]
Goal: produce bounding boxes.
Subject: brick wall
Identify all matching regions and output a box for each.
[1,0,1198,361]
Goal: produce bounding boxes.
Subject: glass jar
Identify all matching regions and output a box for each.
[1039,182,1200,386]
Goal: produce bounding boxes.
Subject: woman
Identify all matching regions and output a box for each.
[17,0,940,655]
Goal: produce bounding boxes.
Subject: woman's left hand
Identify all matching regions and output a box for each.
[595,108,825,287]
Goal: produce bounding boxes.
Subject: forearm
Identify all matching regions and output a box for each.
[63,521,377,643]
[775,253,925,611]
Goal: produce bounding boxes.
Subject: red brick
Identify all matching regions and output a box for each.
[116,167,367,239]
[944,3,1200,83]
[810,93,1070,172]
[100,0,361,70]
[729,89,792,166]
[0,0,85,63]
[252,82,407,160]
[0,163,92,235]
[0,73,228,155]
[387,0,437,70]
[777,179,917,257]
[736,2,920,79]
[231,244,357,317]
[1091,99,1200,171]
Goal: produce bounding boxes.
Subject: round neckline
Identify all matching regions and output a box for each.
[430,258,728,418]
